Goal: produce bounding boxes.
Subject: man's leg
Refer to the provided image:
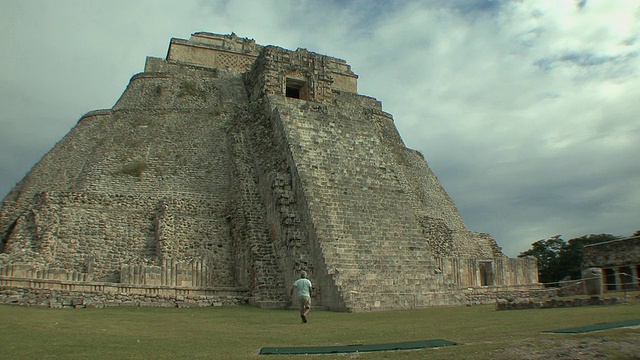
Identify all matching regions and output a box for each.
[301,297,310,323]
[299,298,307,323]
[300,308,307,323]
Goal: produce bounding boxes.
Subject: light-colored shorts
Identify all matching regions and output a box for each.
[298,296,311,309]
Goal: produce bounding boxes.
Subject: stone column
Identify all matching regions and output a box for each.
[613,268,621,291]
[582,267,603,296]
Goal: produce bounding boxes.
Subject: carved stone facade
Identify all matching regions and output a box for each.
[583,236,640,292]
[0,32,539,311]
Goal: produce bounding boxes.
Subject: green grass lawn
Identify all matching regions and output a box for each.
[1,300,639,359]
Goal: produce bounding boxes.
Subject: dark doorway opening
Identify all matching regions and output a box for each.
[286,78,307,100]
[603,268,617,291]
[478,261,494,286]
[286,86,300,99]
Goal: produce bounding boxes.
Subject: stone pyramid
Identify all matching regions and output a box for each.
[0,32,538,311]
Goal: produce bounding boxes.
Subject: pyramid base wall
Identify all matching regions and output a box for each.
[0,275,249,308]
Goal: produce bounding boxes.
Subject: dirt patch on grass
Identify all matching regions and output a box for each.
[494,334,640,359]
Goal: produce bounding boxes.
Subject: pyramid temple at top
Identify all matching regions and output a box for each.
[0,32,539,311]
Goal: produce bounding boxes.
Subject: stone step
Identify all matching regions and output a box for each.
[324,251,438,262]
[325,244,433,252]
[325,252,436,261]
[324,260,440,272]
[341,289,466,311]
[331,273,458,290]
[333,274,459,286]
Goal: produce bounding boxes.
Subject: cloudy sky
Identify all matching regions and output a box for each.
[1,0,639,256]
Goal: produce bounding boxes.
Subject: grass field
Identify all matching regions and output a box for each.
[1,299,639,359]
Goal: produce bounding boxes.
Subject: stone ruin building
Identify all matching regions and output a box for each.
[583,236,640,292]
[0,32,539,311]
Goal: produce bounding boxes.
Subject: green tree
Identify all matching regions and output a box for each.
[519,233,622,285]
[518,235,565,284]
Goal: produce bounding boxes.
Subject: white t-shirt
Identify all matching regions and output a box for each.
[293,278,312,297]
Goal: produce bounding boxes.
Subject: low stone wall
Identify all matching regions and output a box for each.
[0,276,249,309]
[495,296,625,310]
[464,285,552,305]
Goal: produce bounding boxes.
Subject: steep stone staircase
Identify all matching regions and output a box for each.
[270,96,465,311]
